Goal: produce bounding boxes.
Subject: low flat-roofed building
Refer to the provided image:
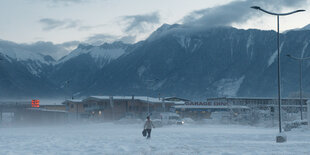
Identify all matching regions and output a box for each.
[15,108,68,125]
[40,105,66,111]
[0,101,68,125]
[207,97,308,112]
[62,96,183,121]
[173,101,250,119]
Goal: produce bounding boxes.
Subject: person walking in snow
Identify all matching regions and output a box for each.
[144,116,155,139]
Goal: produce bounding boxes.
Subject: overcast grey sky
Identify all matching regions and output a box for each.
[0,0,310,45]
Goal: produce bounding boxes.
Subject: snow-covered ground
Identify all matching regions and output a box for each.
[0,122,310,154]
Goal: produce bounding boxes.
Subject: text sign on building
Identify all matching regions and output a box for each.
[185,102,228,106]
[31,100,40,108]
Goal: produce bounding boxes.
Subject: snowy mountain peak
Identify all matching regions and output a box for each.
[57,42,129,67]
[77,44,94,50]
[148,23,181,41]
[0,40,53,64]
[99,41,129,49]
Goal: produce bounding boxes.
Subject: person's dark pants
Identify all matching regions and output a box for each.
[146,129,152,138]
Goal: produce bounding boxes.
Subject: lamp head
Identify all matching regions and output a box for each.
[296,9,306,13]
[251,6,261,10]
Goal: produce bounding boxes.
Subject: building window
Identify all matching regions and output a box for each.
[71,104,74,109]
[83,104,88,108]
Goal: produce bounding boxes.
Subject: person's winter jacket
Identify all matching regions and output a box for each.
[144,120,155,129]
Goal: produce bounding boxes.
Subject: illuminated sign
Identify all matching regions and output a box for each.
[32,100,40,108]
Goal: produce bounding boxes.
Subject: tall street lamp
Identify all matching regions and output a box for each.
[251,6,305,143]
[287,54,310,120]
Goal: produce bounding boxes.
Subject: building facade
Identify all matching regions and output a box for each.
[172,97,309,120]
[63,96,180,121]
[206,97,308,112]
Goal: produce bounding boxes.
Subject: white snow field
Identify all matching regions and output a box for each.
[0,123,309,155]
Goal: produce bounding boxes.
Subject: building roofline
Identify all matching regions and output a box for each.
[174,105,250,109]
[207,97,310,100]
[61,99,83,104]
[87,96,179,104]
[26,108,68,113]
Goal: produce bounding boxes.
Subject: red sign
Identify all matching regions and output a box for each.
[32,100,40,108]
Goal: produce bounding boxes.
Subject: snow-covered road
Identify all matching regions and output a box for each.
[0,122,309,154]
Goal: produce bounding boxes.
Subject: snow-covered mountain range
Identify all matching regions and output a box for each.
[1,24,310,100]
[57,42,129,67]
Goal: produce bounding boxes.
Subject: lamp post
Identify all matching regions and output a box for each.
[147,96,149,114]
[63,80,78,120]
[287,54,310,120]
[251,6,305,142]
[145,78,160,115]
[0,55,3,120]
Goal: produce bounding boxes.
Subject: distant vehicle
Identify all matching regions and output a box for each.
[160,112,184,125]
[176,119,184,125]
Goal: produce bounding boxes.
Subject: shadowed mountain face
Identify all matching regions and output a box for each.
[1,25,310,100]
[85,27,310,99]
